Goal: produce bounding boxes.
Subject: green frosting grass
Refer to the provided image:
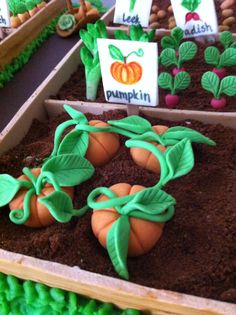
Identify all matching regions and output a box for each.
[0,15,59,89]
[0,273,141,315]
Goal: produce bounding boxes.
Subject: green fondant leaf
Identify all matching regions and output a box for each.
[80,47,93,69]
[109,45,124,62]
[123,187,176,215]
[39,191,74,223]
[173,71,191,93]
[204,46,220,67]
[108,116,152,134]
[114,30,130,41]
[201,71,219,98]
[158,72,173,91]
[171,27,184,47]
[107,215,130,280]
[220,31,234,49]
[166,139,194,181]
[218,76,236,97]
[178,42,197,65]
[42,154,94,186]
[161,36,176,50]
[58,130,89,157]
[63,105,88,124]
[162,126,216,146]
[95,20,108,38]
[160,48,177,67]
[0,175,21,207]
[219,48,236,68]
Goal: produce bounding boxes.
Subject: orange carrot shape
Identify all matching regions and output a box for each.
[109,45,144,85]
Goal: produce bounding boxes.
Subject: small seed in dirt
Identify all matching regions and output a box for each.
[222,16,236,26]
[157,10,166,19]
[151,5,159,13]
[222,8,234,17]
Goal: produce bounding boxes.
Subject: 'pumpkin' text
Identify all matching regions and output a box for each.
[106,89,151,104]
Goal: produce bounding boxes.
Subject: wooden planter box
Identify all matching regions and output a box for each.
[0,96,236,315]
[0,0,66,70]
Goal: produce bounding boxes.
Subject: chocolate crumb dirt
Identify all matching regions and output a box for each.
[52,43,236,112]
[0,109,235,304]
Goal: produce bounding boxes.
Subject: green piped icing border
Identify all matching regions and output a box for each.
[0,272,141,315]
[0,14,60,89]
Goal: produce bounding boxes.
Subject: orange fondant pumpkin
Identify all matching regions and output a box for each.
[92,183,164,257]
[9,168,74,228]
[130,125,168,173]
[85,120,120,167]
[110,61,142,85]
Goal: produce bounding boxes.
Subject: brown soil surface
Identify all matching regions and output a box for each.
[51,42,236,112]
[0,110,235,304]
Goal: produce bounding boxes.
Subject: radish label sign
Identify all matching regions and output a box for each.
[97,38,158,107]
[114,0,152,27]
[0,0,10,27]
[170,0,218,38]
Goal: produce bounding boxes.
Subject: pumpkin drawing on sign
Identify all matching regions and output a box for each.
[109,45,144,85]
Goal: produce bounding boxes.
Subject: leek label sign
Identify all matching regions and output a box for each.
[0,0,11,27]
[97,38,158,107]
[114,0,152,27]
[170,0,218,38]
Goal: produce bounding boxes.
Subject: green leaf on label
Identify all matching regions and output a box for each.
[220,31,233,49]
[107,215,130,280]
[63,105,88,124]
[178,42,197,66]
[158,72,173,91]
[204,47,220,67]
[201,71,219,98]
[219,48,236,68]
[109,45,124,62]
[58,130,89,157]
[160,48,177,67]
[218,76,236,97]
[0,175,21,207]
[181,0,201,12]
[108,116,152,134]
[173,71,191,93]
[42,154,94,187]
[39,191,74,223]
[166,139,194,181]
[124,187,176,215]
[162,126,216,146]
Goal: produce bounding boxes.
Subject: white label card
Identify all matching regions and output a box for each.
[114,0,152,27]
[98,39,158,107]
[170,0,218,38]
[0,0,11,28]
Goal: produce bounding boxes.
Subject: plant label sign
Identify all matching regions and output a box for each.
[113,0,152,27]
[97,38,158,107]
[170,0,218,38]
[0,0,11,28]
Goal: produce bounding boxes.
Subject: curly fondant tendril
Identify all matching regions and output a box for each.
[36,172,61,195]
[51,120,76,157]
[22,167,37,187]
[18,180,33,190]
[9,188,35,224]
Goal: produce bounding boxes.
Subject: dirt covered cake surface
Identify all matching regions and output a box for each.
[52,42,236,112]
[0,109,235,303]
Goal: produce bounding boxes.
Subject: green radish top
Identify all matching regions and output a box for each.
[26,1,36,11]
[161,27,184,50]
[219,31,236,50]
[204,46,236,69]
[7,0,18,16]
[201,71,236,99]
[159,71,191,95]
[34,0,43,5]
[160,41,198,69]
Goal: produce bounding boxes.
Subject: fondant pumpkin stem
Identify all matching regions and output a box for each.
[66,0,73,13]
[22,167,37,187]
[80,0,87,17]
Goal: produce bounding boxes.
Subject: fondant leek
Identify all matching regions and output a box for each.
[79,20,108,100]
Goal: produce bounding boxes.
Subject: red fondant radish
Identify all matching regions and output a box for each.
[201,71,236,109]
[159,71,191,109]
